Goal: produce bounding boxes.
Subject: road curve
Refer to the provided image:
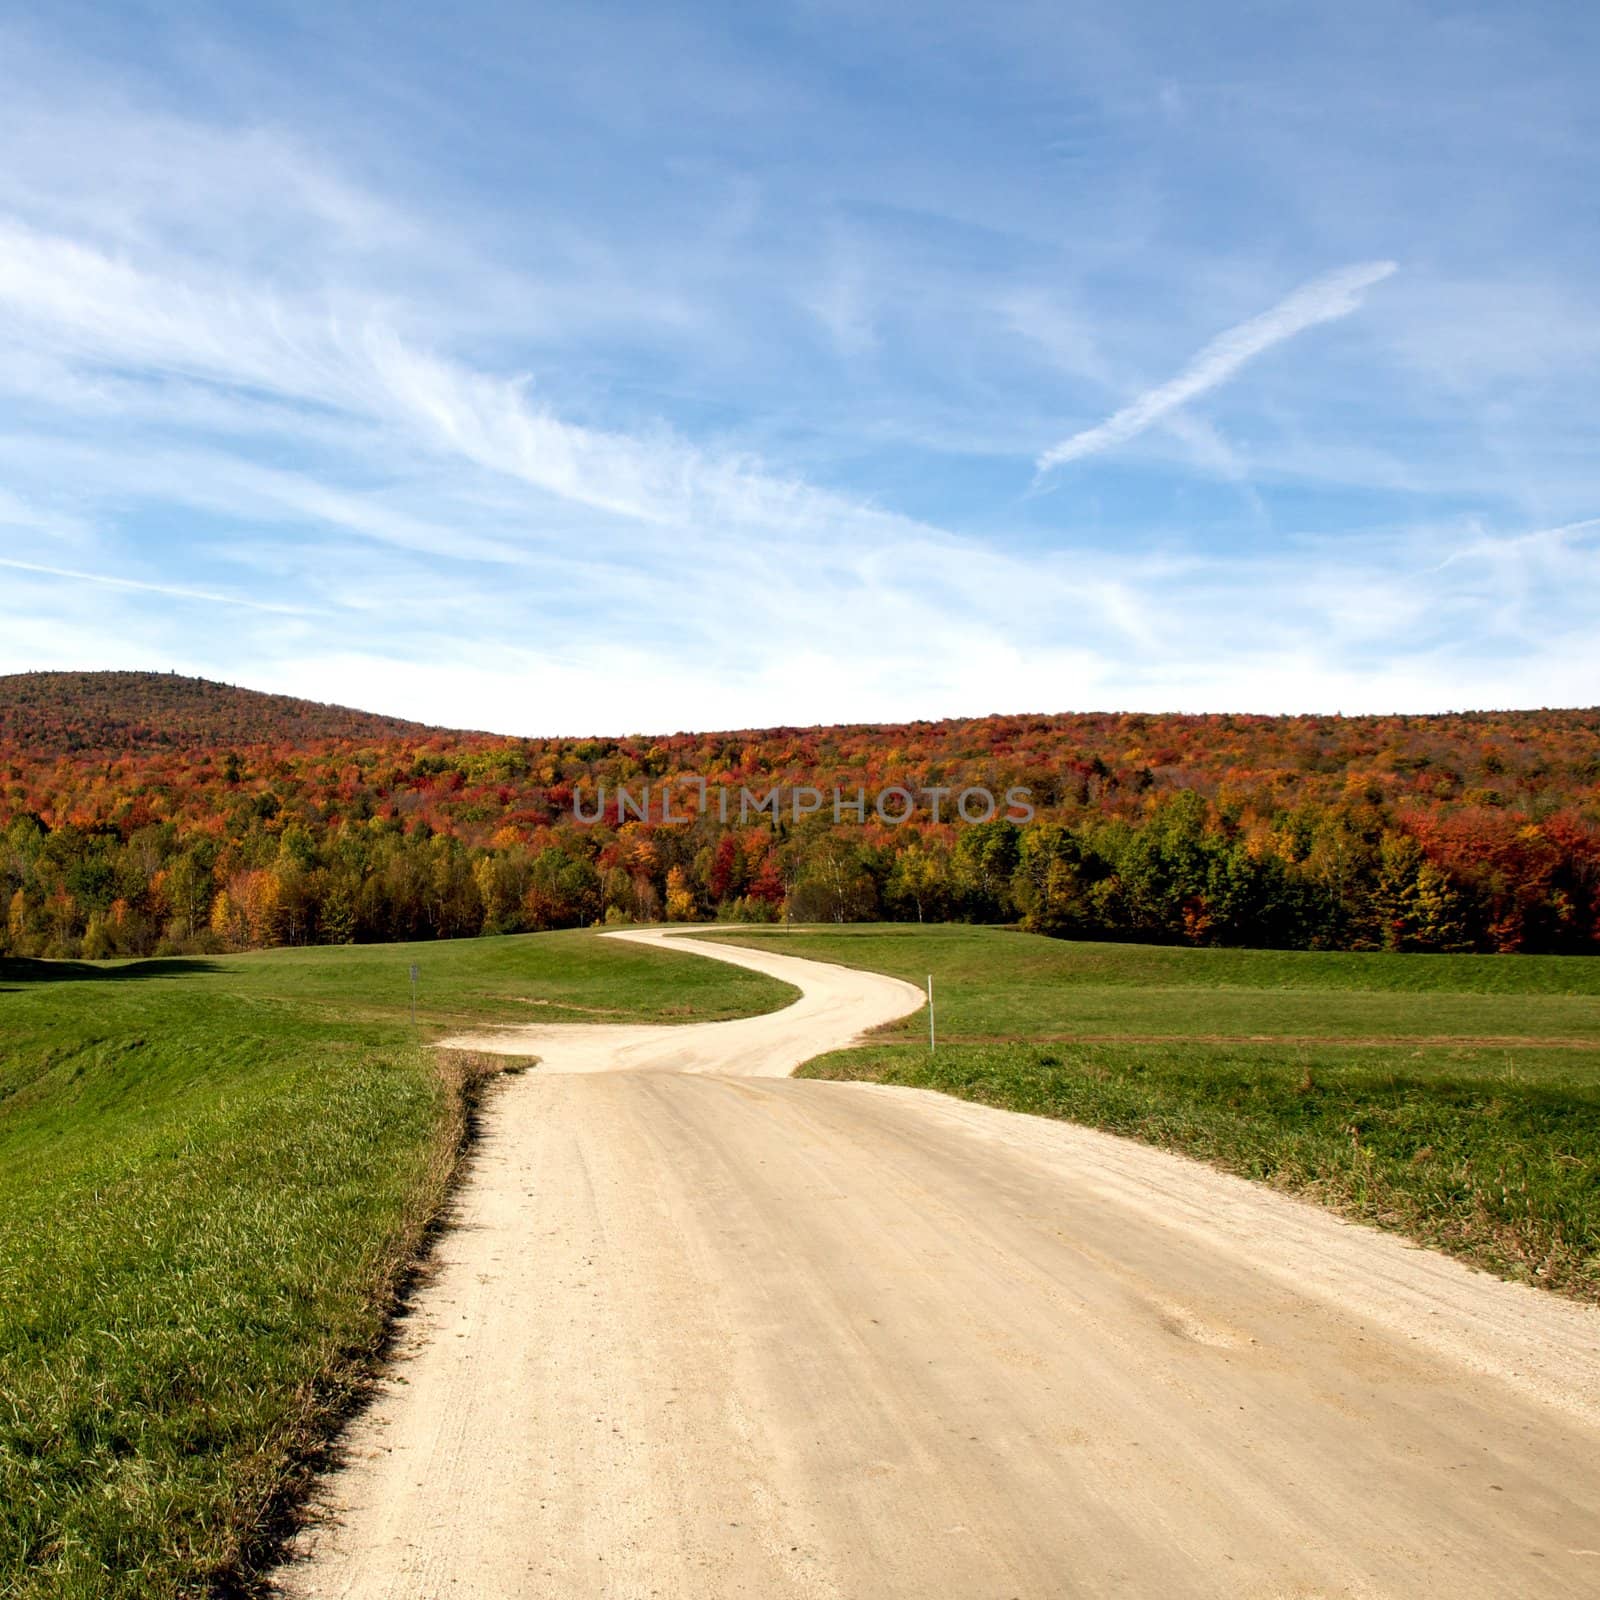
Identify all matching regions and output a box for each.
[277,932,1600,1599]
[435,926,928,1075]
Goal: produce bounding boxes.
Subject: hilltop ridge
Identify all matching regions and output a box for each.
[0,671,451,754]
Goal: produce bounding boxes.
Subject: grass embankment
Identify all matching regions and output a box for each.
[0,931,790,1598]
[709,925,1600,1301]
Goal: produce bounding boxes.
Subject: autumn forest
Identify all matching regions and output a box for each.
[2,671,1598,960]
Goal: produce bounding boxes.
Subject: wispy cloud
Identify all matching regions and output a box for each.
[0,5,1595,730]
[0,557,317,614]
[1036,261,1398,474]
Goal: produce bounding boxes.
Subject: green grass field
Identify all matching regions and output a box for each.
[0,932,791,1599]
[7,921,1599,1592]
[704,925,1600,1302]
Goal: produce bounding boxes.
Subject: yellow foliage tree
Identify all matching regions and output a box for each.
[238,869,282,947]
[664,865,696,922]
[210,888,241,948]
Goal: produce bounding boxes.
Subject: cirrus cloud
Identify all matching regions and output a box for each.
[1037,260,1398,474]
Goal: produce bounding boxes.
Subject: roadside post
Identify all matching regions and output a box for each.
[928,973,935,1053]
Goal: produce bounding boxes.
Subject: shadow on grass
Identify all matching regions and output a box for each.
[0,956,222,990]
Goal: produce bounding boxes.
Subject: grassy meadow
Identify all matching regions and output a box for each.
[5,917,1598,1592]
[704,925,1600,1301]
[0,931,790,1598]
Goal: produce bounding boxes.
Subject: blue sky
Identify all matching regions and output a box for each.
[0,1,1596,734]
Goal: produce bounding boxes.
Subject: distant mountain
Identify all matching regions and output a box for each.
[0,671,454,754]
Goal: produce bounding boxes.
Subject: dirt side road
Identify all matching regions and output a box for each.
[278,932,1600,1599]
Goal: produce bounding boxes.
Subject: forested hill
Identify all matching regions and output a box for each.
[0,671,448,753]
[2,673,1599,959]
[5,670,1599,776]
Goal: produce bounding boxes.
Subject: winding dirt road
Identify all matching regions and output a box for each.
[278,930,1600,1599]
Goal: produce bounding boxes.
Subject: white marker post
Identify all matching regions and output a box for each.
[927,973,935,1053]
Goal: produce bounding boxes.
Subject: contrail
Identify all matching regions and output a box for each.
[1037,260,1397,474]
[0,556,315,614]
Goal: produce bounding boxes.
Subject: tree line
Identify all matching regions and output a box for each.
[3,691,1597,958]
[3,784,1595,959]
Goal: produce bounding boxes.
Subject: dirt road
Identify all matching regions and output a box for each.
[278,931,1600,1599]
[437,926,928,1075]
